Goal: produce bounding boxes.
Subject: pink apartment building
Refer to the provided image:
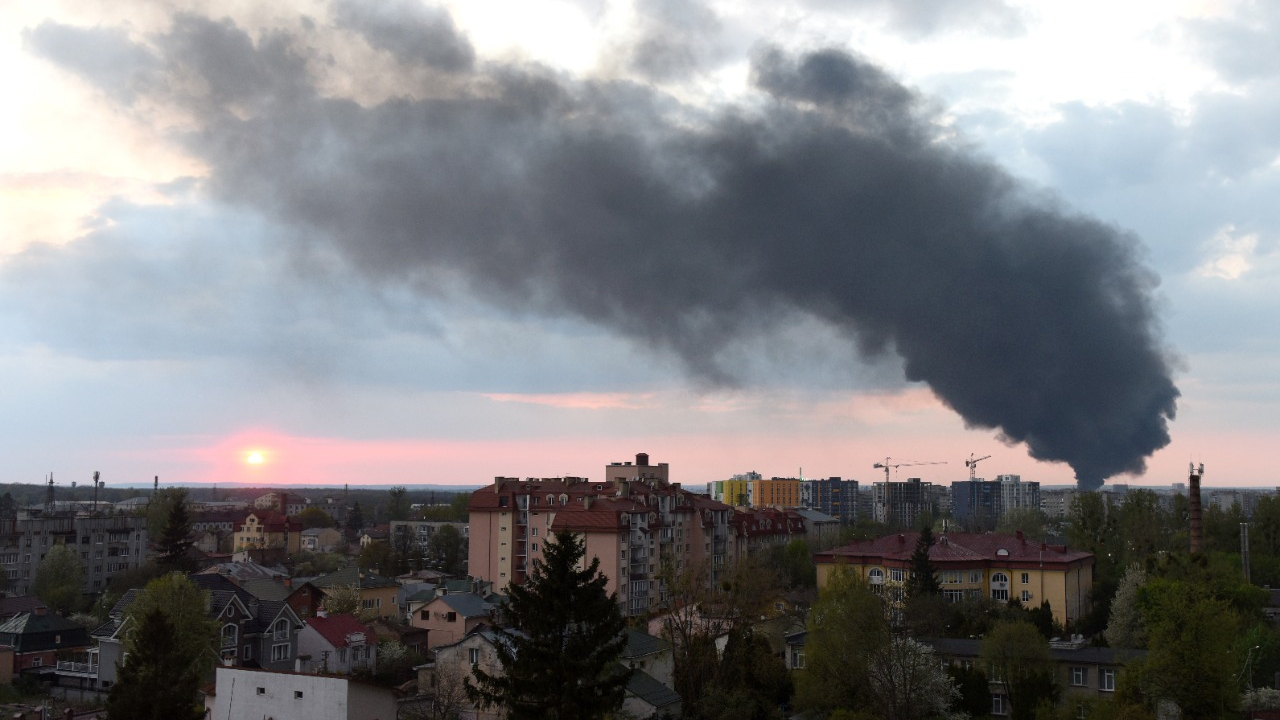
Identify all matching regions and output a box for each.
[468,454,803,616]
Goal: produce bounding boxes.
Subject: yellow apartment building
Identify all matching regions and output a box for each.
[813,531,1093,626]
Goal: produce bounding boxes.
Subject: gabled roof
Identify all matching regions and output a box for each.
[627,669,680,709]
[305,614,372,649]
[0,611,91,652]
[622,628,667,659]
[0,596,47,619]
[239,578,292,602]
[435,593,493,619]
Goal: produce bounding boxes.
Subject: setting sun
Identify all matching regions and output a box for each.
[245,451,265,465]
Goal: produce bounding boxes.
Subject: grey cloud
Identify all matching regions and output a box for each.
[623,0,724,82]
[802,0,1024,39]
[30,15,1178,488]
[22,22,159,103]
[331,0,474,73]
[1187,4,1280,84]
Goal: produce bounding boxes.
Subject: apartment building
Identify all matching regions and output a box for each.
[467,454,738,616]
[814,530,1094,626]
[871,478,943,528]
[952,475,1041,531]
[806,477,858,524]
[232,510,302,554]
[752,478,803,510]
[0,514,147,596]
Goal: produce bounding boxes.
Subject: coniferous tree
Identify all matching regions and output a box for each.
[345,501,365,541]
[105,605,205,720]
[157,489,195,573]
[905,526,941,599]
[467,529,630,720]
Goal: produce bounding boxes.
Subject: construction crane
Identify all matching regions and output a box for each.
[965,453,992,480]
[872,457,947,483]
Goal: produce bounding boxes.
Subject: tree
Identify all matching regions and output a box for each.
[32,542,86,614]
[156,488,195,573]
[1133,578,1241,718]
[145,487,189,540]
[904,526,940,600]
[866,636,960,720]
[296,506,336,529]
[467,529,630,720]
[105,606,205,720]
[794,565,890,717]
[980,620,1058,720]
[995,508,1048,539]
[320,584,363,616]
[124,573,220,682]
[344,501,365,541]
[1105,563,1148,649]
[702,627,792,720]
[388,486,412,522]
[427,523,467,576]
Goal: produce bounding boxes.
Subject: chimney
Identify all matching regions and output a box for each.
[636,453,650,467]
[1189,463,1204,554]
[34,605,47,616]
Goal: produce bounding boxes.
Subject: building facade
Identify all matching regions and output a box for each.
[0,514,147,597]
[807,477,858,524]
[814,531,1094,626]
[871,478,942,528]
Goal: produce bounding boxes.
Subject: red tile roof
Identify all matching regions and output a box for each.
[305,614,372,649]
[815,532,1093,568]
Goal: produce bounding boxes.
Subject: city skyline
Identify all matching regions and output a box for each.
[3,2,1277,488]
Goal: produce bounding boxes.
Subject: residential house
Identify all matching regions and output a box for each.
[311,567,401,620]
[814,531,1094,626]
[286,580,326,619]
[413,592,497,649]
[624,670,682,719]
[0,606,91,676]
[364,617,430,656]
[232,511,301,554]
[359,525,390,548]
[428,626,509,720]
[190,573,306,670]
[792,508,841,551]
[300,527,344,554]
[203,665,397,720]
[928,637,1144,718]
[296,614,377,675]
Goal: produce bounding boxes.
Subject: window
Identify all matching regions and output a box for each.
[531,543,539,552]
[244,645,253,660]
[446,611,457,622]
[272,644,290,661]
[969,571,982,583]
[1100,669,1116,692]
[889,568,905,582]
[1021,572,1030,584]
[295,691,304,699]
[1071,667,1088,686]
[272,618,290,640]
[221,624,238,647]
[469,648,480,665]
[792,650,806,669]
[992,693,1007,716]
[256,687,265,696]
[531,527,538,536]
[1021,590,1032,603]
[943,589,964,604]
[991,572,1010,601]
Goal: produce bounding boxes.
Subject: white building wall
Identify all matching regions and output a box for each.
[206,667,397,720]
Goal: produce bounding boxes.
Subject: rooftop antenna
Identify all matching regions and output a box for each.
[1189,462,1205,555]
[45,473,55,515]
[92,471,101,515]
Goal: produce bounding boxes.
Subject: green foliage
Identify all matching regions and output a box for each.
[702,628,792,720]
[763,539,815,590]
[426,523,467,576]
[948,663,992,718]
[794,565,889,717]
[106,605,205,720]
[904,525,940,600]
[144,487,189,540]
[981,620,1058,720]
[996,508,1049,540]
[32,542,86,614]
[359,540,403,576]
[387,486,412,522]
[865,636,958,720]
[296,506,336,529]
[1132,577,1242,718]
[344,501,364,540]
[419,494,470,522]
[1105,564,1148,649]
[290,550,345,577]
[156,489,196,573]
[124,573,219,683]
[466,529,630,720]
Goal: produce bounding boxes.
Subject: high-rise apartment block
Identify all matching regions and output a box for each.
[468,454,805,616]
[808,477,858,524]
[872,477,943,528]
[952,475,1041,530]
[0,513,148,596]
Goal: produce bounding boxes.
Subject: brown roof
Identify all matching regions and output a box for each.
[815,531,1093,568]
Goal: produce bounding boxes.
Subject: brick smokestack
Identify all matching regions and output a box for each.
[1189,463,1204,555]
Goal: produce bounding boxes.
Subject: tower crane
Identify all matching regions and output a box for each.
[965,453,992,480]
[872,457,947,483]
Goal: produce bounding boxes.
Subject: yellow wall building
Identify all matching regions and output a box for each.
[813,531,1093,626]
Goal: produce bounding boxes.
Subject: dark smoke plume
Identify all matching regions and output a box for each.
[29,13,1179,489]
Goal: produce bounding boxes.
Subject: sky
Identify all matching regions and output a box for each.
[2,0,1277,489]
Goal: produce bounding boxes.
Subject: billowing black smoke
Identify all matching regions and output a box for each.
[28,11,1178,489]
